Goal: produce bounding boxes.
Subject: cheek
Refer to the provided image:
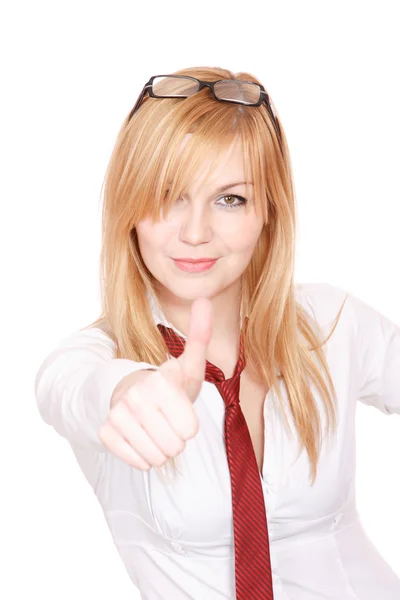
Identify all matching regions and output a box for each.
[225,217,264,251]
[136,221,169,255]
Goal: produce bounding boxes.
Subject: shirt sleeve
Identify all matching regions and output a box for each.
[34,326,158,453]
[349,291,400,415]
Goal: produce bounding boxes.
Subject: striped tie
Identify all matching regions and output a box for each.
[157,323,274,599]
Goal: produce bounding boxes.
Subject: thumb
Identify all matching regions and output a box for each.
[177,297,213,402]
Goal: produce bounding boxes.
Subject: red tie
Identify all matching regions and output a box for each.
[157,322,274,599]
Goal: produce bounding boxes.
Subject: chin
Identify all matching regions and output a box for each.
[164,280,218,302]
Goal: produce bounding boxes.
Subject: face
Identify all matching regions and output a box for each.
[135,136,265,308]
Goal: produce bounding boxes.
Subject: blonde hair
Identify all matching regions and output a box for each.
[84,65,348,485]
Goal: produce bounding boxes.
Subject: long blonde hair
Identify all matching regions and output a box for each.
[84,66,348,485]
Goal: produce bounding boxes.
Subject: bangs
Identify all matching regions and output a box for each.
[130,91,275,224]
[159,128,242,220]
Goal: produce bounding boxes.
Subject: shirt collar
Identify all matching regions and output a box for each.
[146,289,246,341]
[147,289,283,377]
[146,288,187,339]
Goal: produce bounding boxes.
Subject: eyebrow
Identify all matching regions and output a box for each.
[215,181,254,193]
[166,181,253,193]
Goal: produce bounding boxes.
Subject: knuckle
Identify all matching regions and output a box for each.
[172,440,186,455]
[108,407,124,427]
[129,460,150,471]
[162,438,186,458]
[153,456,168,467]
[125,390,147,414]
[184,423,199,440]
[134,461,152,471]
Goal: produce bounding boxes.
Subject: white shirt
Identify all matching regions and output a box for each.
[34,282,400,599]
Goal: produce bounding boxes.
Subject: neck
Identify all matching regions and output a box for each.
[156,282,243,366]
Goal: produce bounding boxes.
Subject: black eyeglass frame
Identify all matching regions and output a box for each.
[127,74,283,151]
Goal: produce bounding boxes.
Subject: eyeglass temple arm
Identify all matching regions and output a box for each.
[260,91,283,151]
[128,84,150,121]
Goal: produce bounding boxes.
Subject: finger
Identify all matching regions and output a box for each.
[131,371,199,440]
[123,385,188,454]
[108,401,170,467]
[98,421,151,471]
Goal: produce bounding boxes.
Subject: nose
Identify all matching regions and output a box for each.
[179,203,213,245]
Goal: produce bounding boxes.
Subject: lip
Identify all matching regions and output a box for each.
[172,258,218,273]
[172,258,218,263]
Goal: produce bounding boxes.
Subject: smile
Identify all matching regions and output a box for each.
[172,259,218,272]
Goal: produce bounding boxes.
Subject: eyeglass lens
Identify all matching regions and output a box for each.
[152,76,261,105]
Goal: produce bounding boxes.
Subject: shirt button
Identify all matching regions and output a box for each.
[265,474,275,486]
[170,541,187,555]
[331,512,343,529]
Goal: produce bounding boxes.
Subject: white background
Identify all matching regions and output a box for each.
[1,1,399,598]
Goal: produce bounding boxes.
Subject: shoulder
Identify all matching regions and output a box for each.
[295,281,352,326]
[45,323,117,363]
[294,281,400,343]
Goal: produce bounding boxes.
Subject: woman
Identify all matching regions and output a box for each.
[34,66,400,599]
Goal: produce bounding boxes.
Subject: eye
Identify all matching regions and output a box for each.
[163,191,248,210]
[215,194,247,209]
